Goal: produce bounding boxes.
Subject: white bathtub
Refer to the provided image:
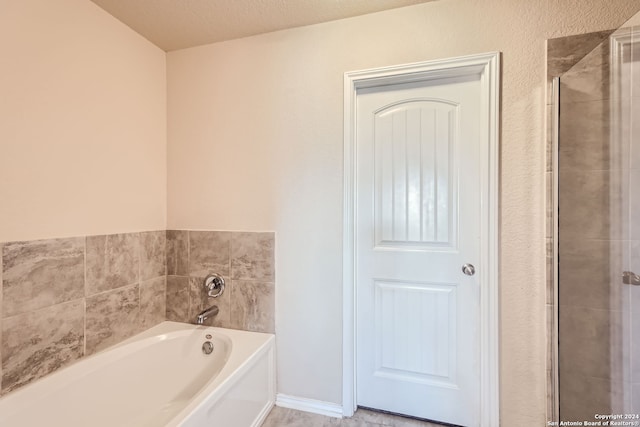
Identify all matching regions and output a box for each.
[0,321,276,427]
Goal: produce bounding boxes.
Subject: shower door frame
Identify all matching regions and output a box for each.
[551,76,560,423]
[610,28,635,414]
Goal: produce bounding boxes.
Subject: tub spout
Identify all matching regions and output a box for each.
[195,305,219,325]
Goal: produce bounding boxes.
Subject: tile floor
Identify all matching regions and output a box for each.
[262,406,444,427]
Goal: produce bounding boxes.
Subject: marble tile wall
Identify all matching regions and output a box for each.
[165,230,275,334]
[0,228,274,397]
[0,230,166,396]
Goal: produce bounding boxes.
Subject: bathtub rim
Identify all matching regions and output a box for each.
[164,322,276,426]
[0,321,276,427]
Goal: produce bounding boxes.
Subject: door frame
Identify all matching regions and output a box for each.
[342,52,501,425]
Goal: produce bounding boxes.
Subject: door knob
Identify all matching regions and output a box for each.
[462,263,476,276]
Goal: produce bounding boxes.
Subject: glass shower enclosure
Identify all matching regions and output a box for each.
[555,15,640,422]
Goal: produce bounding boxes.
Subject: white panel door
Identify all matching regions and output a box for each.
[355,75,481,426]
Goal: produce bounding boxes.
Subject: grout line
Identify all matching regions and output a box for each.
[187,230,191,278]
[187,231,192,321]
[82,298,87,358]
[0,242,3,394]
[228,232,232,282]
[228,235,233,327]
[138,231,142,296]
[83,236,87,357]
[177,228,276,234]
[86,281,140,298]
[138,232,142,329]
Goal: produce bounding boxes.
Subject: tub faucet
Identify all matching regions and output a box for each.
[195,305,219,325]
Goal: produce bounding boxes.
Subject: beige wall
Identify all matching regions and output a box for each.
[167,0,640,424]
[0,0,166,243]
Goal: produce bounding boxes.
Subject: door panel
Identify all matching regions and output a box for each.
[374,100,458,248]
[374,280,457,385]
[356,75,481,426]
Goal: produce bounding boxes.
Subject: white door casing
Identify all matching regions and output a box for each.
[343,53,500,427]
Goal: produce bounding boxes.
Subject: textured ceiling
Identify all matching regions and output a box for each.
[89,0,435,51]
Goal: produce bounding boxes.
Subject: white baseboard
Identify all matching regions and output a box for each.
[275,393,344,419]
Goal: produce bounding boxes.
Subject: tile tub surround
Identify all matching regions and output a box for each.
[2,300,84,393]
[0,228,273,396]
[0,230,167,395]
[166,230,275,333]
[2,237,85,318]
[86,233,140,295]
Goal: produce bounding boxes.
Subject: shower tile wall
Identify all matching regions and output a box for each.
[546,31,614,421]
[548,30,627,420]
[560,45,620,419]
[166,230,275,334]
[0,231,167,395]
